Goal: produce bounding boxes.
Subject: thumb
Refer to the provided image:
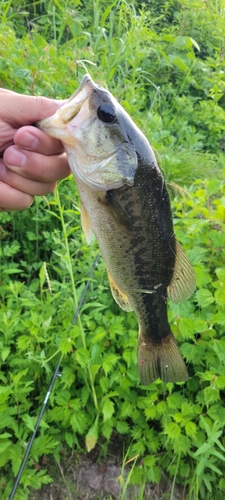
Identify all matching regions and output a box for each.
[0,89,65,126]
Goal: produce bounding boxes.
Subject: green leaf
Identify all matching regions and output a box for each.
[144,455,156,467]
[194,442,211,456]
[203,474,213,492]
[215,286,225,307]
[86,417,99,452]
[102,353,119,375]
[75,348,90,368]
[0,440,11,453]
[207,462,223,475]
[39,263,46,288]
[215,376,225,390]
[174,36,192,50]
[212,312,225,325]
[65,431,73,448]
[102,421,113,440]
[195,289,214,307]
[55,391,71,406]
[161,34,175,43]
[179,318,195,339]
[145,406,157,420]
[165,422,181,440]
[62,366,75,389]
[129,464,146,485]
[169,55,188,72]
[120,401,133,418]
[0,432,12,439]
[102,399,114,422]
[1,347,10,361]
[219,477,225,489]
[3,268,22,274]
[206,179,222,196]
[215,268,225,282]
[146,465,161,483]
[167,393,183,410]
[9,443,23,476]
[69,398,81,412]
[190,37,200,52]
[0,447,11,467]
[116,420,129,434]
[21,414,35,432]
[81,385,90,406]
[59,336,74,354]
[185,421,197,438]
[211,449,225,462]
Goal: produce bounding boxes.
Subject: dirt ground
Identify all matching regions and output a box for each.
[31,455,185,500]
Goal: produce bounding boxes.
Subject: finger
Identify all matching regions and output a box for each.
[1,91,65,126]
[0,181,34,211]
[0,139,13,154]
[0,162,56,196]
[4,147,70,183]
[14,126,65,155]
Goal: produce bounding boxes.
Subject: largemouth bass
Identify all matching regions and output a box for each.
[38,74,195,384]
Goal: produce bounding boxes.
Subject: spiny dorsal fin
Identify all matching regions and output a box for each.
[107,271,133,312]
[81,203,93,244]
[167,239,196,304]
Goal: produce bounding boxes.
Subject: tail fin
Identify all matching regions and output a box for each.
[138,331,188,384]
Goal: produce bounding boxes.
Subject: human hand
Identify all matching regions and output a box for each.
[0,88,71,211]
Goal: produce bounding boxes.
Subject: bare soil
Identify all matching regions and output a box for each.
[31,455,184,500]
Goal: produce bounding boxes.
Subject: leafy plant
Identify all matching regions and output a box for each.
[1,1,225,499]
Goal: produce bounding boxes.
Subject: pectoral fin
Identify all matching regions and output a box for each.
[107,271,133,312]
[105,190,133,232]
[167,239,196,304]
[81,204,93,244]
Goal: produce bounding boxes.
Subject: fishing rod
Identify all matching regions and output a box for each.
[9,253,100,500]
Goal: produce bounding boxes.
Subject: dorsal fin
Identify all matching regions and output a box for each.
[167,239,196,304]
[107,271,133,312]
[80,203,93,244]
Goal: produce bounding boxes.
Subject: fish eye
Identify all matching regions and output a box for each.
[97,103,116,123]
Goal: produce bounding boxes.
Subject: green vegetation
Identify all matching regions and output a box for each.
[0,1,225,499]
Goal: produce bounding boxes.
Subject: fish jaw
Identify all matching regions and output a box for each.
[37,74,94,143]
[37,74,138,191]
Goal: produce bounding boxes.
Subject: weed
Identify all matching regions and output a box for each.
[1,2,225,499]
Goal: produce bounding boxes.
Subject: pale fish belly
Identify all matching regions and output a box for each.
[76,178,139,307]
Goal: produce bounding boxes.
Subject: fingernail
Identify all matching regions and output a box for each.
[18,132,39,149]
[7,148,26,168]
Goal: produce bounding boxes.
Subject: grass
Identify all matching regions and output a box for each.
[1,2,225,500]
[1,1,225,182]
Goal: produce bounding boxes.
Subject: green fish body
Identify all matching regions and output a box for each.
[38,75,195,384]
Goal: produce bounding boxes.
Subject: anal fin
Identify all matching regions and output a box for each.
[107,271,133,312]
[167,239,196,304]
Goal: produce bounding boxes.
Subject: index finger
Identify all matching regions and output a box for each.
[0,89,65,127]
[14,126,65,155]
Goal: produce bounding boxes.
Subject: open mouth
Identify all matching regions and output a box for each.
[36,74,94,137]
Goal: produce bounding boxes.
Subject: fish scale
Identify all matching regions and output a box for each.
[107,168,174,338]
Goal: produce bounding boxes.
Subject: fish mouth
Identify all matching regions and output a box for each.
[36,74,95,140]
[37,74,138,191]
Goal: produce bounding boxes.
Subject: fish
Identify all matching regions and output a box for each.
[37,74,196,385]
